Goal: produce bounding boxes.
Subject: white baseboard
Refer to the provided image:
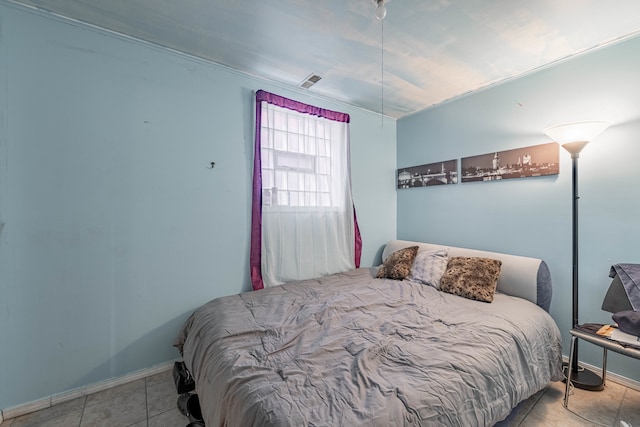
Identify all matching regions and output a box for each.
[0,359,176,423]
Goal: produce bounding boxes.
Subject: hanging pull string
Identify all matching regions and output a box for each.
[381,18,384,128]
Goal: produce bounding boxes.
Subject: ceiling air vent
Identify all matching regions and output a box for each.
[300,74,322,89]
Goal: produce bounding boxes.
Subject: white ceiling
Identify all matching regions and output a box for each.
[11,0,640,118]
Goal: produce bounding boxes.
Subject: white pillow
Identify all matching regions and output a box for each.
[408,249,449,288]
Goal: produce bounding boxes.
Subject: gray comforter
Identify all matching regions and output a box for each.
[175,268,563,426]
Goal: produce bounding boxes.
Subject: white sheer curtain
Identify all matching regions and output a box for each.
[250,90,361,290]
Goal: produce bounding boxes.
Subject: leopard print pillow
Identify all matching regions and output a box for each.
[377,246,419,280]
[440,256,502,303]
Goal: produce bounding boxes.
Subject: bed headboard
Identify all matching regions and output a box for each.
[382,240,552,311]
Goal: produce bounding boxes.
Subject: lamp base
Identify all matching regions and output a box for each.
[563,363,604,391]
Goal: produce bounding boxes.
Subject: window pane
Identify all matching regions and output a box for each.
[261,148,273,169]
[287,114,299,133]
[289,191,299,206]
[262,169,273,189]
[304,136,316,155]
[262,188,272,206]
[261,129,272,148]
[276,152,297,169]
[275,170,287,190]
[318,175,330,192]
[305,173,316,192]
[324,138,332,156]
[304,192,316,207]
[317,138,327,156]
[273,110,286,131]
[278,190,288,206]
[288,171,300,191]
[287,132,299,153]
[274,130,287,151]
[317,156,328,175]
[306,120,315,137]
[274,151,316,173]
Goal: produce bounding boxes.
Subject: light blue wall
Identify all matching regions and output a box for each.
[0,2,396,409]
[398,35,640,383]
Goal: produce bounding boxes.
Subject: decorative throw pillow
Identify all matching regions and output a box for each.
[408,249,449,288]
[377,246,419,280]
[440,256,502,303]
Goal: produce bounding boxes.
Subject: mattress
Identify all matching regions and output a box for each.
[175,268,563,426]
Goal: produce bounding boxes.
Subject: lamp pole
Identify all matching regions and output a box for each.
[563,141,603,391]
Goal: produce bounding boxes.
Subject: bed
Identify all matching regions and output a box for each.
[174,240,563,426]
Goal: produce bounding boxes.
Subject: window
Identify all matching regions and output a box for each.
[250,90,361,290]
[260,103,341,209]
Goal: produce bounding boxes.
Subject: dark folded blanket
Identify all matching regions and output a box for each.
[609,264,640,311]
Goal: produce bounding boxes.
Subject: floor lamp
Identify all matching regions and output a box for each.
[543,121,610,391]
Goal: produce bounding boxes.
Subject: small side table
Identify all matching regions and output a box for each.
[564,328,640,408]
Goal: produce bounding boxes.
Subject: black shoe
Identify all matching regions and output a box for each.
[177,393,191,417]
[187,394,203,422]
[177,393,203,423]
[173,361,195,394]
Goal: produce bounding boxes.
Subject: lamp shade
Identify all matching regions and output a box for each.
[543,121,610,144]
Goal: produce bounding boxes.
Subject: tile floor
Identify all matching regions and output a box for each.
[3,369,640,426]
[3,370,185,427]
